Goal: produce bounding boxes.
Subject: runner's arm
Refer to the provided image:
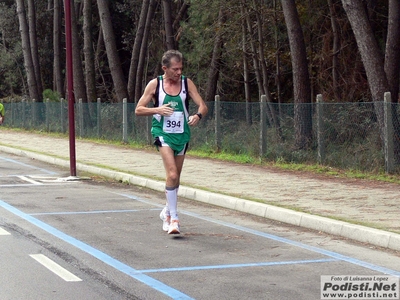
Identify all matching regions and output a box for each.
[187,78,208,124]
[135,79,174,117]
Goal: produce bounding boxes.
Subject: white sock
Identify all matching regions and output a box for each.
[165,186,178,220]
[163,202,170,215]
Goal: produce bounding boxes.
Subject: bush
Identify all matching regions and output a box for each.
[42,89,61,102]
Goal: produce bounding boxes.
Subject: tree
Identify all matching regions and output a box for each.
[244,3,263,98]
[127,0,150,103]
[384,1,400,163]
[327,0,341,101]
[241,3,251,125]
[53,0,64,97]
[341,0,389,104]
[0,2,24,96]
[172,1,189,35]
[1,0,396,112]
[27,0,43,97]
[273,0,282,115]
[15,0,40,102]
[252,0,280,131]
[205,6,224,103]
[97,0,128,102]
[341,0,400,164]
[83,0,96,103]
[162,0,175,50]
[134,0,158,102]
[280,0,312,149]
[384,0,400,103]
[71,0,88,103]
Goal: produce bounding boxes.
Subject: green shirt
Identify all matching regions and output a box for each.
[0,103,4,117]
[151,76,191,153]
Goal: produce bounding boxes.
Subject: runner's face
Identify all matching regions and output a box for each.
[164,59,182,82]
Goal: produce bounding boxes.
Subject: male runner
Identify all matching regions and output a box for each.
[135,50,208,234]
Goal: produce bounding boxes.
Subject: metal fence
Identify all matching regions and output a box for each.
[2,95,400,174]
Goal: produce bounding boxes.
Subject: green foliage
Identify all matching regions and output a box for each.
[0,2,23,97]
[0,0,395,105]
[179,1,221,87]
[42,89,61,102]
[0,44,24,98]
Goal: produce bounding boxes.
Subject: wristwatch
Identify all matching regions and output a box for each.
[195,113,202,120]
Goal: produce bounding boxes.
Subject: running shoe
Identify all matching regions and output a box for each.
[168,220,180,234]
[159,207,170,232]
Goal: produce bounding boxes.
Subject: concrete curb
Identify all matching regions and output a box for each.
[1,145,400,251]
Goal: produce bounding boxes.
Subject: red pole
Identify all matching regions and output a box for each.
[64,0,77,176]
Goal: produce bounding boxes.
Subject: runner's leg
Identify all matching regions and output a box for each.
[159,146,185,220]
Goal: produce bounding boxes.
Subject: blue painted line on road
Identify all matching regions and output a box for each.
[30,209,144,216]
[112,192,165,207]
[181,210,400,277]
[112,193,400,277]
[0,183,80,187]
[0,200,194,300]
[1,184,44,187]
[0,156,57,175]
[140,258,338,273]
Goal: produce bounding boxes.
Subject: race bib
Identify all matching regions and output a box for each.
[163,111,184,133]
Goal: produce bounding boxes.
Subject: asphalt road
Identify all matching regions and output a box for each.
[1,152,399,300]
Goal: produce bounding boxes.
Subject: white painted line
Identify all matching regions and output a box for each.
[29,254,82,282]
[0,227,11,235]
[17,176,43,185]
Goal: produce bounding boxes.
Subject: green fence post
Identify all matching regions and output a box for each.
[123,98,128,143]
[316,94,325,164]
[60,98,65,133]
[384,92,394,174]
[32,98,37,128]
[10,98,14,127]
[45,98,50,132]
[78,98,83,138]
[215,95,221,152]
[22,98,26,128]
[97,98,101,138]
[260,95,267,159]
